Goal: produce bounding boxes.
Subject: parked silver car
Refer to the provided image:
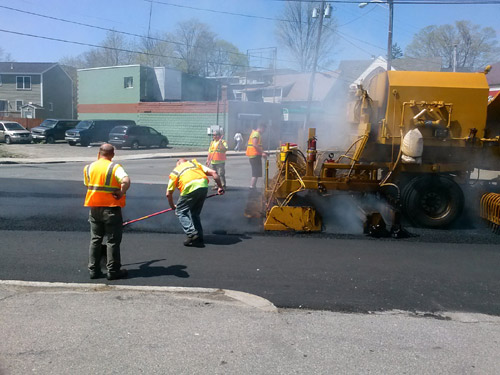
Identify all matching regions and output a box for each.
[0,121,32,144]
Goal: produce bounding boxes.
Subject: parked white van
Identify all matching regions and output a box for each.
[0,121,32,144]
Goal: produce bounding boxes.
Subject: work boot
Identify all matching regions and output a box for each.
[183,234,199,246]
[89,270,104,280]
[106,269,128,280]
[183,234,204,247]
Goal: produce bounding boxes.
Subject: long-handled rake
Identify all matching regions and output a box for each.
[122,193,220,227]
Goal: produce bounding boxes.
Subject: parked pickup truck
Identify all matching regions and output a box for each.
[31,119,80,144]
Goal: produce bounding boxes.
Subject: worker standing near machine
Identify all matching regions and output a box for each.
[166,158,224,247]
[206,129,228,189]
[84,143,130,280]
[246,123,267,189]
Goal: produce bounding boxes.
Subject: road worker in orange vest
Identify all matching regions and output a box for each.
[246,123,267,189]
[206,129,228,190]
[166,158,224,247]
[84,143,130,280]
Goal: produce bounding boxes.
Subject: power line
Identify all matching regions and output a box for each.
[0,28,266,70]
[271,0,500,4]
[4,0,491,73]
[0,4,303,67]
[144,0,289,22]
[338,5,378,27]
[0,10,382,75]
[0,5,235,57]
[0,2,380,70]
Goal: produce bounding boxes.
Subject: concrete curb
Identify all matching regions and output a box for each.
[0,279,278,312]
[0,151,248,165]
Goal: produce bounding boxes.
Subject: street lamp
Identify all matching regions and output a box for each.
[359,0,394,71]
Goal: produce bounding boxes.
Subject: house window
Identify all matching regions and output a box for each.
[0,75,2,86]
[0,100,7,112]
[124,76,133,88]
[48,102,53,111]
[16,100,23,111]
[16,76,31,90]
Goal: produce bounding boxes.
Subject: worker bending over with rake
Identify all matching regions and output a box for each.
[167,158,224,247]
[84,143,130,280]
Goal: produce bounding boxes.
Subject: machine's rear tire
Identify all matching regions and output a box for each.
[5,136,11,144]
[401,175,464,228]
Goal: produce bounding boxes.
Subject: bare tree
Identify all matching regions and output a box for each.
[58,21,246,76]
[59,55,86,69]
[172,19,216,76]
[276,1,337,72]
[99,30,135,66]
[405,21,500,71]
[65,30,135,68]
[134,31,175,67]
[0,47,14,62]
[207,40,248,77]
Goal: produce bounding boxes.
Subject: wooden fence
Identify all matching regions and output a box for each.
[0,117,44,129]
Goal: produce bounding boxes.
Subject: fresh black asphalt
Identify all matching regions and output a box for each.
[1,177,500,315]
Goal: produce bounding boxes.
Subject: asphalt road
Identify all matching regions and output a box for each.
[1,170,500,315]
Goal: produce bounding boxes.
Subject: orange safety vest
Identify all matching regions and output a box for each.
[246,130,261,157]
[208,139,227,162]
[84,158,126,207]
[169,160,208,194]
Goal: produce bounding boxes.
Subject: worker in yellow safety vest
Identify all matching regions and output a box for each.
[166,158,224,247]
[84,143,130,280]
[245,123,267,189]
[206,129,228,189]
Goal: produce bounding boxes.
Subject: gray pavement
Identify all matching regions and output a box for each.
[1,281,500,375]
[2,143,500,373]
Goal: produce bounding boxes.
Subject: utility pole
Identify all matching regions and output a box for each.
[305,1,326,130]
[387,0,393,71]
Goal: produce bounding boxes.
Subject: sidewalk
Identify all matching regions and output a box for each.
[1,281,499,374]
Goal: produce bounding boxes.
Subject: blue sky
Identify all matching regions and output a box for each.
[0,0,499,70]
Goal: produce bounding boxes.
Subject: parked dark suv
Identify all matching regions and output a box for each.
[65,119,136,146]
[31,119,80,144]
[108,126,168,149]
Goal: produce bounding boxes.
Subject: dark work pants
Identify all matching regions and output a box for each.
[88,207,123,274]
